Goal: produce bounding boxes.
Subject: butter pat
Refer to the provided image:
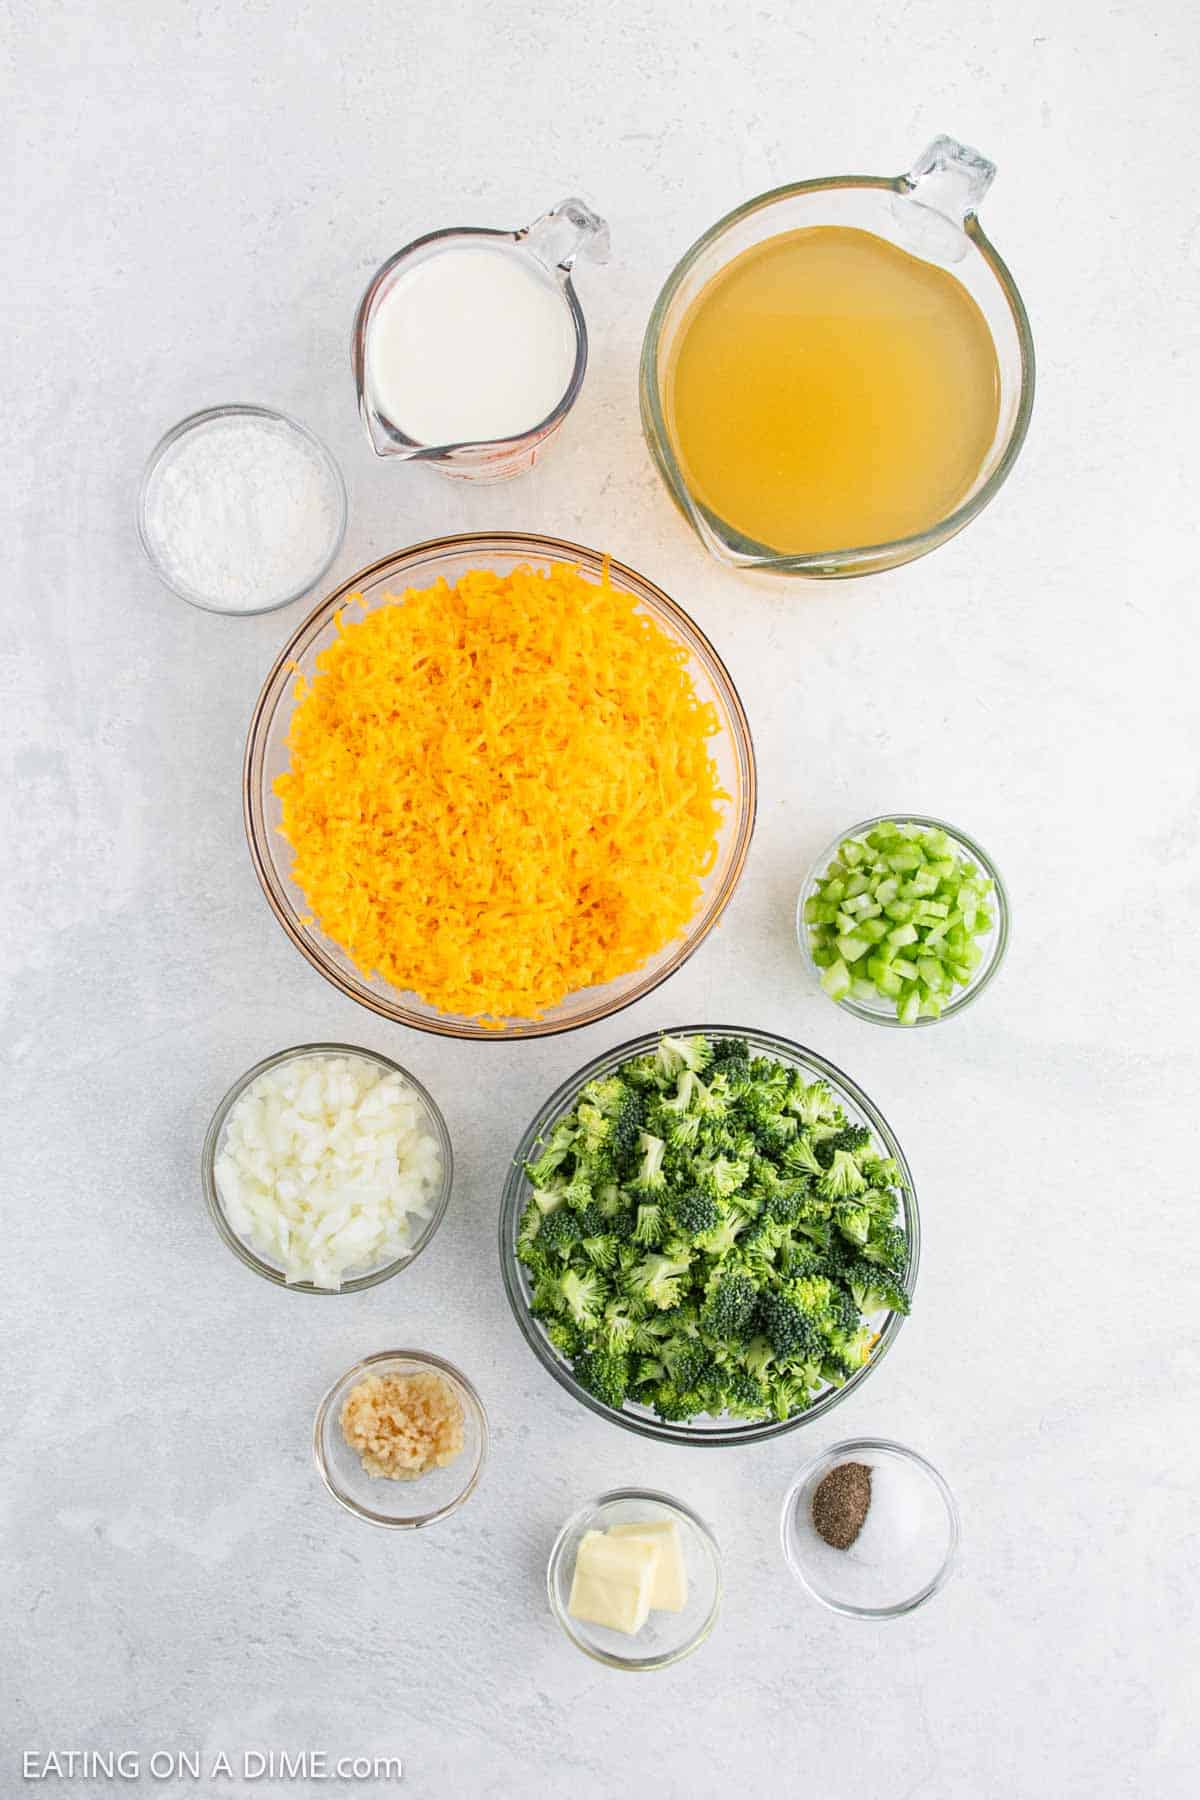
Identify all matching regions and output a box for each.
[567,1529,660,1636]
[609,1518,688,1612]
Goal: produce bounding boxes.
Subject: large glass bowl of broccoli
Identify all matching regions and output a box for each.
[499,1026,919,1446]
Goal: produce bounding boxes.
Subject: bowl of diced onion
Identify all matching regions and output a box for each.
[201,1043,453,1292]
[797,815,1010,1027]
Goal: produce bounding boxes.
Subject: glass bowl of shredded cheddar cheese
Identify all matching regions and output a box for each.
[244,534,756,1039]
[313,1350,488,1528]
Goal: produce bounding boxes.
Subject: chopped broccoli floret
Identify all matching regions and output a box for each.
[559,1267,605,1327]
[699,1270,758,1340]
[610,1093,646,1170]
[755,1291,825,1363]
[543,1317,583,1358]
[625,1250,692,1312]
[537,1206,581,1258]
[720,1367,771,1419]
[572,1348,630,1410]
[632,1202,666,1246]
[580,1233,619,1270]
[630,1131,667,1195]
[813,1122,872,1167]
[524,1118,577,1188]
[693,1153,750,1201]
[669,1189,720,1239]
[654,1033,713,1079]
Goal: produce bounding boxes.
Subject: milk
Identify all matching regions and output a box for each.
[365,244,578,446]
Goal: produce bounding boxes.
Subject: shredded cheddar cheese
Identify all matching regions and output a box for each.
[274,562,727,1022]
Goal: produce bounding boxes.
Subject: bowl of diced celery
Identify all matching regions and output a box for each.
[798,816,1009,1026]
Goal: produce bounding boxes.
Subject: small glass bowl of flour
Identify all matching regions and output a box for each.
[138,405,347,614]
[780,1438,960,1618]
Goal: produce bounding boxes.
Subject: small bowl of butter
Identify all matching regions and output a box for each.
[547,1488,722,1670]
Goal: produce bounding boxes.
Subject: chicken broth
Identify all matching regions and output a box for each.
[664,225,1001,555]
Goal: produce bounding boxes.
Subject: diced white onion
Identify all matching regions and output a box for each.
[215,1054,442,1288]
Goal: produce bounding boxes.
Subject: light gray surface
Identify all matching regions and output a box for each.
[3,3,1197,1796]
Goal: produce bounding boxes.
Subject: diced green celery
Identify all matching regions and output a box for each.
[813,821,993,1019]
[836,933,871,964]
[820,958,852,1000]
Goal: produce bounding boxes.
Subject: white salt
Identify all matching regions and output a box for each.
[141,412,343,613]
[849,1457,930,1566]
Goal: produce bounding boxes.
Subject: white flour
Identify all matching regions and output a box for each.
[141,412,342,612]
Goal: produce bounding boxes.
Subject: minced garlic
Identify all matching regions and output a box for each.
[340,1371,464,1481]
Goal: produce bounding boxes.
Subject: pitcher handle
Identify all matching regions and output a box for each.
[519,197,610,274]
[903,136,996,223]
[890,136,996,263]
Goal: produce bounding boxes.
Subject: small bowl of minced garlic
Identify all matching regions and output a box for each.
[313,1350,488,1528]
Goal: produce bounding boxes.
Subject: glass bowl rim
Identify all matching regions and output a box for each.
[797,813,1011,1026]
[778,1434,960,1618]
[243,532,758,1040]
[639,170,1036,572]
[499,1022,919,1446]
[546,1485,723,1669]
[136,403,348,616]
[312,1348,489,1529]
[200,1041,454,1293]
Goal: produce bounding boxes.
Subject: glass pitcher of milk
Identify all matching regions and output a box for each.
[353,197,609,482]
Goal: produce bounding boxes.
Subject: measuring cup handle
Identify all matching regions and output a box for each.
[519,198,610,274]
[901,136,996,225]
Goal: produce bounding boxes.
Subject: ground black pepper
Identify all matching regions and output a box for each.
[811,1460,872,1549]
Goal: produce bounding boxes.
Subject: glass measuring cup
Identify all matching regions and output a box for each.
[353,197,609,482]
[640,137,1034,577]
